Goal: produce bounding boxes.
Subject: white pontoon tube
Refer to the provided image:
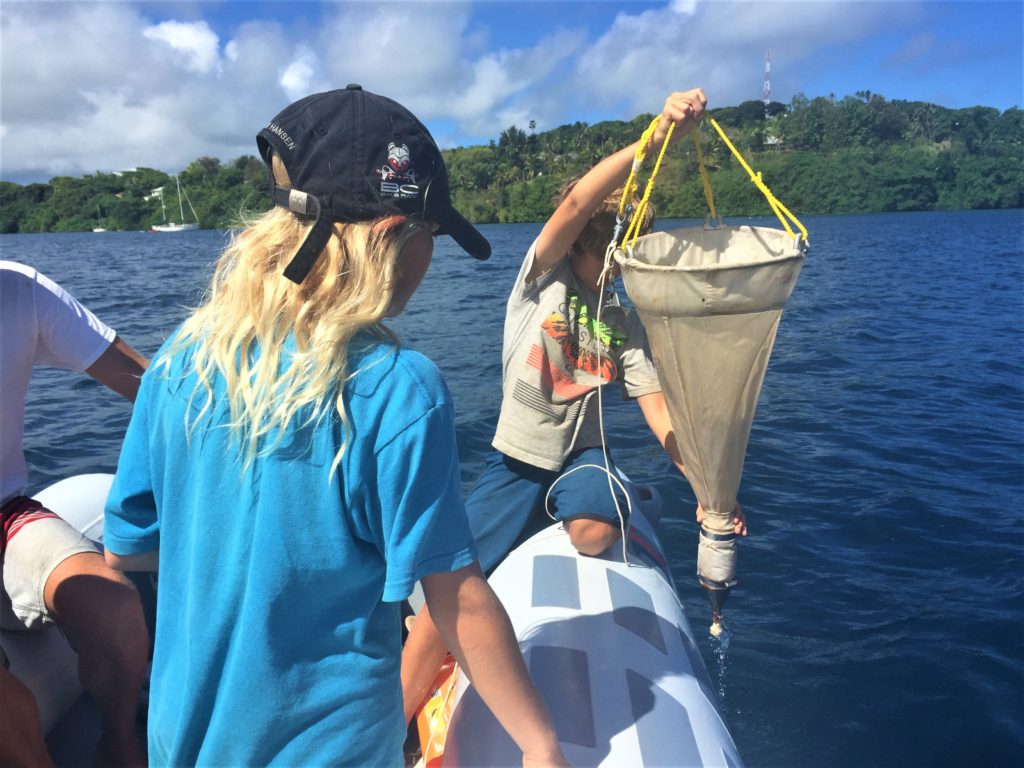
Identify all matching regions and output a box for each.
[426,477,743,766]
[612,118,808,632]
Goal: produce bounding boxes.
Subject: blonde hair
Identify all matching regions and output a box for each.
[554,175,655,258]
[160,153,429,472]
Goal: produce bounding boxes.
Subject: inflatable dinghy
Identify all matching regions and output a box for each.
[420,477,742,767]
[9,476,741,766]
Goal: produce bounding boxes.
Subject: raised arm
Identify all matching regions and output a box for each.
[421,563,568,768]
[528,89,707,282]
[85,335,148,402]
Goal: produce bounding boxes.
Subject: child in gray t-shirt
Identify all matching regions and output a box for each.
[401,88,747,723]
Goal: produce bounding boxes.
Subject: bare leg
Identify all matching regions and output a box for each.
[0,666,54,768]
[564,518,620,556]
[44,552,148,767]
[400,605,449,725]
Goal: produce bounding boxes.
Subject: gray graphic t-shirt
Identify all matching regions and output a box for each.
[492,243,662,471]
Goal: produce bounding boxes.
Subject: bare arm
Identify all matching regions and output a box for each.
[529,89,707,282]
[85,335,148,402]
[401,603,449,724]
[636,391,746,535]
[636,391,687,477]
[105,549,159,572]
[422,564,567,767]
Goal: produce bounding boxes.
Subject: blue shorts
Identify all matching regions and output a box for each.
[466,448,629,572]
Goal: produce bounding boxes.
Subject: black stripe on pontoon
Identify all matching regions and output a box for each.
[532,555,581,610]
[530,646,596,748]
[607,569,667,655]
[626,668,701,766]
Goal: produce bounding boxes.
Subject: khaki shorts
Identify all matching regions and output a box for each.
[2,510,101,631]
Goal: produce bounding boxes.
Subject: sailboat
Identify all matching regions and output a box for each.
[92,204,106,233]
[151,176,199,232]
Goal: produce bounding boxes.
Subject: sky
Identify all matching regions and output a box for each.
[1,0,1021,184]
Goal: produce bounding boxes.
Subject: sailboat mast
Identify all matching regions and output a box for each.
[176,176,185,222]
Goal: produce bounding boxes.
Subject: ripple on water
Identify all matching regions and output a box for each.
[4,210,1023,763]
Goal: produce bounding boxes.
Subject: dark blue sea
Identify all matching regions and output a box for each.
[3,209,1022,767]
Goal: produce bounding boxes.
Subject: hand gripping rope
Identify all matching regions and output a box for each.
[620,114,808,248]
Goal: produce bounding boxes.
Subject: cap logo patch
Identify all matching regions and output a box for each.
[385,143,412,177]
[266,122,296,151]
[378,141,419,199]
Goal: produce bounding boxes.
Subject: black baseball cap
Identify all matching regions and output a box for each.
[257,84,490,284]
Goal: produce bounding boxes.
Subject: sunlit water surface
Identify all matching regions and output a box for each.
[5,208,1022,766]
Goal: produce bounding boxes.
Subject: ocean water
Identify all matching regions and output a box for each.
[4,209,1022,766]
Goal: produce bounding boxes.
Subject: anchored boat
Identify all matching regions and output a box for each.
[151,176,199,232]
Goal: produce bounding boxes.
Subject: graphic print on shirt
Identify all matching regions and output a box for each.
[512,289,629,421]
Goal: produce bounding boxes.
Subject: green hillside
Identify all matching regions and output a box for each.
[2,92,1020,234]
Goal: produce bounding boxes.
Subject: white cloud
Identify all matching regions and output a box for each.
[0,5,294,179]
[279,48,320,101]
[669,0,699,14]
[0,0,956,183]
[143,20,221,74]
[446,28,587,135]
[1,3,158,123]
[571,1,909,116]
[315,2,473,111]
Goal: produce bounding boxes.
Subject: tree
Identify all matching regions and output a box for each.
[0,182,31,233]
[1,91,1019,232]
[497,125,531,182]
[445,146,499,192]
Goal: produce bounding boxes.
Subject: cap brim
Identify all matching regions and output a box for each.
[434,205,491,260]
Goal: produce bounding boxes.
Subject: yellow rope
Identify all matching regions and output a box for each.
[614,114,808,246]
[617,116,658,222]
[691,126,718,223]
[706,117,808,241]
[622,118,676,247]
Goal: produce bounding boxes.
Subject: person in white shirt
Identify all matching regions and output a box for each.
[0,261,149,767]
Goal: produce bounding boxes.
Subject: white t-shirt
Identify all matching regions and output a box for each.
[1,261,116,501]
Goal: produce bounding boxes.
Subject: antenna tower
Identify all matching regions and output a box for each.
[763,48,772,116]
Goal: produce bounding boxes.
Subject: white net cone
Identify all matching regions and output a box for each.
[616,224,804,599]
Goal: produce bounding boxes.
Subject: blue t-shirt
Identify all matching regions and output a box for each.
[105,334,477,767]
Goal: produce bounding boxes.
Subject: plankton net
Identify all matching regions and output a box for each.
[612,117,808,633]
